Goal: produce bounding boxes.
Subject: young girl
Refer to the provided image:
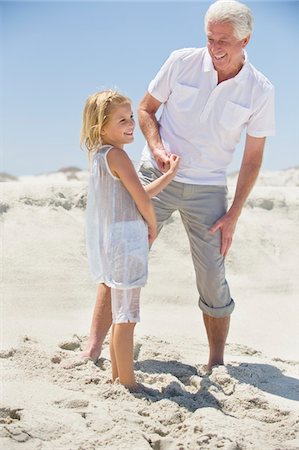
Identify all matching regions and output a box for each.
[80,90,179,390]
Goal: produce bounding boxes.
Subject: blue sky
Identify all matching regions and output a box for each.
[1,0,298,176]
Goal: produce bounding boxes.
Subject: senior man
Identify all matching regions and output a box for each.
[138,0,275,371]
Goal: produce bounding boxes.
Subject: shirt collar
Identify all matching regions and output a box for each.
[203,47,250,83]
[203,47,214,72]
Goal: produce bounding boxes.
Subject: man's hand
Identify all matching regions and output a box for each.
[210,134,265,257]
[153,148,170,172]
[209,209,239,257]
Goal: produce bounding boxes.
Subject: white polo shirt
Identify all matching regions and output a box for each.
[140,47,275,185]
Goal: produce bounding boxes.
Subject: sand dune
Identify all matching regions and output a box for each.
[3,165,299,186]
[1,170,299,449]
[228,166,299,187]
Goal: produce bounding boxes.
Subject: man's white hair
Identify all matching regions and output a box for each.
[205,0,254,40]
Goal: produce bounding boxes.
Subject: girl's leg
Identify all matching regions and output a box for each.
[82,283,112,361]
[111,322,136,388]
[110,288,140,389]
[109,325,119,382]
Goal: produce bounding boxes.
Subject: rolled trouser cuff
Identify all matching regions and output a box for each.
[199,297,235,318]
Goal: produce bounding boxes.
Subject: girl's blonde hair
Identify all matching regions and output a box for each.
[80,89,131,153]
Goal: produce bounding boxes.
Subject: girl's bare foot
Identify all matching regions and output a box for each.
[80,345,102,363]
[128,382,160,396]
[126,382,139,392]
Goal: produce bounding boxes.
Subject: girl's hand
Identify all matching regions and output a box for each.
[167,154,180,176]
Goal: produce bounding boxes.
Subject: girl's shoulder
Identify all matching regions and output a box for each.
[91,146,129,179]
[92,145,115,166]
[93,144,114,157]
[106,146,131,165]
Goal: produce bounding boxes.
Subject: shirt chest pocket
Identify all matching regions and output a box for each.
[170,83,200,112]
[220,101,251,130]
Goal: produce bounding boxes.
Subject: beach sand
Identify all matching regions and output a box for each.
[1,169,298,449]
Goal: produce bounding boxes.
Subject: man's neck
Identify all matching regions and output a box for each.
[217,58,245,84]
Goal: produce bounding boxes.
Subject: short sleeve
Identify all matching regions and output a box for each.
[247,86,276,138]
[148,50,180,104]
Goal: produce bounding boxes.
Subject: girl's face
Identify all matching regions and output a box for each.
[101,103,135,149]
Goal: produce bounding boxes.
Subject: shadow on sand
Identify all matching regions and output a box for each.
[226,363,299,401]
[133,359,299,411]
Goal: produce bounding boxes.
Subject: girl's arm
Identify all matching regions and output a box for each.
[144,154,180,198]
[107,148,158,244]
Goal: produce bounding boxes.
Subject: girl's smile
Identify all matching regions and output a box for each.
[101,103,135,149]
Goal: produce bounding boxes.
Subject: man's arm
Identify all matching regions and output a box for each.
[138,92,170,172]
[209,134,266,257]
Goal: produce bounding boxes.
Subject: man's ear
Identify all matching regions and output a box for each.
[242,35,250,48]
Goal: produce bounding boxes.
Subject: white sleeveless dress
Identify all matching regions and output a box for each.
[85,145,149,289]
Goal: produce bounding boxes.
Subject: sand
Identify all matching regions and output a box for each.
[0,168,298,450]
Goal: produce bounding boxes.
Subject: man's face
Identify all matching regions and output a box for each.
[206,21,249,75]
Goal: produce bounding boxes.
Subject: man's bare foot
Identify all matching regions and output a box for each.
[197,364,212,376]
[207,358,224,372]
[197,362,224,376]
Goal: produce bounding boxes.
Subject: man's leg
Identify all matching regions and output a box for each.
[203,313,230,370]
[179,185,234,370]
[81,283,112,361]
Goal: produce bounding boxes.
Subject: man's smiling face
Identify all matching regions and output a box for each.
[206,21,249,77]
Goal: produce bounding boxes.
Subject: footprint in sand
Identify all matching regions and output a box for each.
[226,343,262,356]
[58,351,110,370]
[0,407,22,424]
[0,349,16,358]
[53,399,89,409]
[60,357,91,369]
[58,339,81,351]
[50,355,62,364]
